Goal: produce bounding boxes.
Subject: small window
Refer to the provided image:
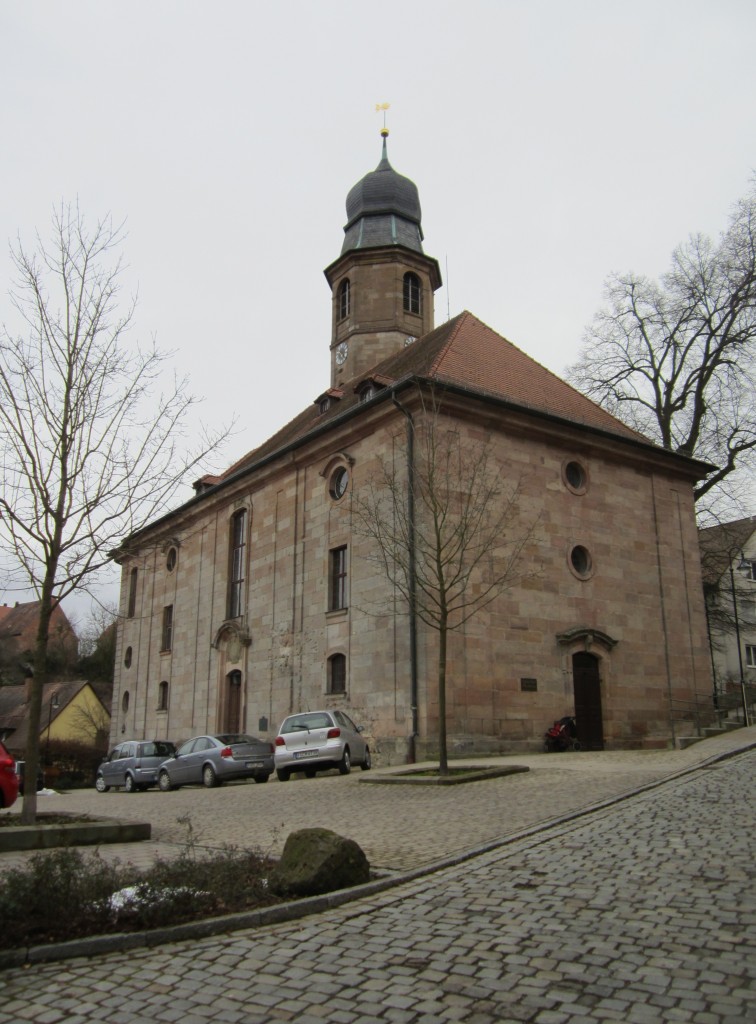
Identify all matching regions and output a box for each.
[746,645,756,668]
[157,680,169,711]
[403,272,421,314]
[161,605,174,652]
[359,383,376,403]
[127,567,138,618]
[329,466,349,500]
[742,560,756,582]
[124,646,133,669]
[121,691,130,714]
[328,653,347,694]
[329,546,348,611]
[570,545,593,579]
[338,278,351,320]
[166,547,177,572]
[563,460,588,494]
[319,397,331,414]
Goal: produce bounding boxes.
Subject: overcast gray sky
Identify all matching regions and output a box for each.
[2,0,756,626]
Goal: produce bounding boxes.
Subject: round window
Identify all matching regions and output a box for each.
[564,460,588,493]
[329,466,349,500]
[570,545,593,578]
[166,547,177,571]
[124,646,133,669]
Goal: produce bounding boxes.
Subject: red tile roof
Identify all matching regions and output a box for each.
[219,311,652,483]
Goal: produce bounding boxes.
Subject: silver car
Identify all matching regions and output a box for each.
[274,710,371,781]
[157,733,274,790]
[96,740,177,793]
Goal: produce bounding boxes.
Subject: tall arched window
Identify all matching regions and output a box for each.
[228,509,247,619]
[338,278,351,320]
[127,567,138,618]
[403,272,421,315]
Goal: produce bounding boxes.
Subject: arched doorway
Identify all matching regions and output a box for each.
[572,652,604,750]
[224,670,242,734]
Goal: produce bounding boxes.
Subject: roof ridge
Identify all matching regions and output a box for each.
[426,310,469,376]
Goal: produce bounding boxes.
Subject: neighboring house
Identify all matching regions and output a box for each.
[110,132,713,759]
[698,515,756,711]
[0,600,78,684]
[0,678,112,758]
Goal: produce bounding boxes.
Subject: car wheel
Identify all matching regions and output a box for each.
[276,768,290,782]
[158,770,174,792]
[254,774,269,783]
[124,774,136,793]
[95,774,109,793]
[338,748,351,775]
[361,747,372,771]
[203,764,218,788]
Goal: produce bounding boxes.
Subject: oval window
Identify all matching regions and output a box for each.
[166,547,177,572]
[570,545,593,579]
[564,460,587,494]
[124,646,133,669]
[121,690,130,713]
[329,466,349,500]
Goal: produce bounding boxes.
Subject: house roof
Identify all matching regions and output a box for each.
[0,599,74,644]
[220,310,692,484]
[698,516,756,586]
[0,679,105,751]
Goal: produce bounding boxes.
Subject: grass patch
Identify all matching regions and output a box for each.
[0,839,284,950]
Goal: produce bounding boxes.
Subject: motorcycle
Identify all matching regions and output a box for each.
[544,716,581,752]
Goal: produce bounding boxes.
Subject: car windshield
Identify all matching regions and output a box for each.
[281,713,333,734]
[214,734,256,745]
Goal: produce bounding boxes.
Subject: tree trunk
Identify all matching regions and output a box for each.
[438,615,448,774]
[20,581,55,824]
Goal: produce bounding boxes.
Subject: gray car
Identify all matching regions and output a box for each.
[274,709,371,781]
[157,733,274,790]
[96,740,177,793]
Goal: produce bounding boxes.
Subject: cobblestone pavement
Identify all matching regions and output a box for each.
[2,728,755,874]
[0,732,755,1022]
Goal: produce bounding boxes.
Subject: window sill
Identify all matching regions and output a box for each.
[326,608,348,620]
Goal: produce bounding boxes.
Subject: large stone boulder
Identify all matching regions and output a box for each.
[270,827,370,897]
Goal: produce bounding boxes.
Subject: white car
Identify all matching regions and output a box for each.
[274,710,371,781]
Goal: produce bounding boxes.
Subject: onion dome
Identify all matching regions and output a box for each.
[341,131,425,255]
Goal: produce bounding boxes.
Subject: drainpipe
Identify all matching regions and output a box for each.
[392,392,419,762]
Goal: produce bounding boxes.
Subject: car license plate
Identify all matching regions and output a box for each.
[293,750,319,759]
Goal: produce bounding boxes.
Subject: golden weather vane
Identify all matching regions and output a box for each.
[375,102,390,136]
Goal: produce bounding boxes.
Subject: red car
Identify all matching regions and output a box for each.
[0,741,19,809]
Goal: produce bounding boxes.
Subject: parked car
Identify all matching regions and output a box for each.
[96,740,177,793]
[274,709,371,781]
[157,734,274,790]
[0,740,19,809]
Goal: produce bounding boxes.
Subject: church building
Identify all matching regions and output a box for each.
[111,131,713,760]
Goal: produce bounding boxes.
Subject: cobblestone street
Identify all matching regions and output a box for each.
[0,741,754,1023]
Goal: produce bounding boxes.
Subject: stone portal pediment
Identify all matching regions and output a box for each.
[556,626,618,652]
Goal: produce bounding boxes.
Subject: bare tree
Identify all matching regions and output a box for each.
[0,204,230,821]
[353,389,538,773]
[568,180,756,517]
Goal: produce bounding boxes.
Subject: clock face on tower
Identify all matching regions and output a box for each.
[335,341,349,365]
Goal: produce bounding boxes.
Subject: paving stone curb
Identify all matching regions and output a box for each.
[5,739,755,970]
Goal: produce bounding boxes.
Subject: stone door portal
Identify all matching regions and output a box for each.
[224,670,242,734]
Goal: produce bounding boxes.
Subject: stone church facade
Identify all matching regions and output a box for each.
[111,132,713,761]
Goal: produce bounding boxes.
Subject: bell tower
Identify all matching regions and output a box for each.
[324,129,442,387]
